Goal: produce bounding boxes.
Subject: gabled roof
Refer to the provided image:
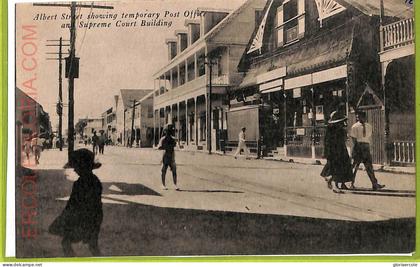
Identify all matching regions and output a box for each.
[204,0,259,41]
[120,89,153,109]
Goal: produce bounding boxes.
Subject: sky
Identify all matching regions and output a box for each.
[15,0,246,131]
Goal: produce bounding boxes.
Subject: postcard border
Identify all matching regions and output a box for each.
[0,0,419,263]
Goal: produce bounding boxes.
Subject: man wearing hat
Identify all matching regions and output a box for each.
[350,111,385,190]
[30,133,44,164]
[234,127,250,159]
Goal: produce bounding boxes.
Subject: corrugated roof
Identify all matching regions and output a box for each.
[336,0,413,18]
[120,89,153,109]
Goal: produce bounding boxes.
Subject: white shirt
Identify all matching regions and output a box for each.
[238,131,246,143]
[350,121,372,144]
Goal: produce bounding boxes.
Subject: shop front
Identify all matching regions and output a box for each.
[283,65,348,159]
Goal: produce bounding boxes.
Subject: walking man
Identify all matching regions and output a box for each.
[92,132,99,155]
[350,111,385,190]
[158,124,179,191]
[234,127,250,159]
[98,132,106,155]
[31,133,44,165]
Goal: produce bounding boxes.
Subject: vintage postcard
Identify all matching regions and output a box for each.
[10,0,416,259]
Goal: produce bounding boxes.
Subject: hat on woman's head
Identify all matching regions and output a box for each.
[65,148,101,169]
[328,111,347,124]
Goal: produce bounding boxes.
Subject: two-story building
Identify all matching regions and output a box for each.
[115,89,153,146]
[101,107,117,144]
[232,0,404,162]
[153,0,266,152]
[377,2,414,166]
[132,91,155,147]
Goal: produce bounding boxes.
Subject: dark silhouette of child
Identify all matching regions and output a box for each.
[49,148,103,257]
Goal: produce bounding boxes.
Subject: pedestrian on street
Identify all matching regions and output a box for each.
[31,133,43,165]
[350,111,385,190]
[92,132,99,155]
[23,136,32,164]
[158,124,179,191]
[49,148,103,257]
[234,127,250,159]
[323,111,353,191]
[98,132,106,155]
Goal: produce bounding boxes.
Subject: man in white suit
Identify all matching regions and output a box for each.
[234,127,250,159]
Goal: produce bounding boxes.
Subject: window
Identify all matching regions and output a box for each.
[314,0,346,27]
[276,0,305,47]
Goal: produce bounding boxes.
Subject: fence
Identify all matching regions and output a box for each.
[392,141,415,165]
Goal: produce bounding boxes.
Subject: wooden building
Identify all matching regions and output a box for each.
[231,0,412,163]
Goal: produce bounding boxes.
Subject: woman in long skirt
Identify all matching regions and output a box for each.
[323,111,353,190]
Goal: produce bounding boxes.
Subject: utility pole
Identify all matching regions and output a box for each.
[130,99,137,148]
[58,37,63,151]
[68,1,76,162]
[34,2,113,163]
[46,37,69,151]
[204,56,218,154]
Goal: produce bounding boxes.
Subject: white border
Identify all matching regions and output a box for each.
[6,0,16,257]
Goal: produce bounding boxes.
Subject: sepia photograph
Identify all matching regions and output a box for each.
[13,0,415,258]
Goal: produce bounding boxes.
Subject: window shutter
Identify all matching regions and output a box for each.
[297,0,305,38]
[277,6,284,47]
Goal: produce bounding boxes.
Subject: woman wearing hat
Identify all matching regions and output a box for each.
[323,111,353,191]
[49,148,103,256]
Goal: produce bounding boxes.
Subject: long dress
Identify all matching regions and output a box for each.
[323,124,353,183]
[49,173,103,243]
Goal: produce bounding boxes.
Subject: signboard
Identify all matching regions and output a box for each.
[296,128,305,135]
[293,88,301,98]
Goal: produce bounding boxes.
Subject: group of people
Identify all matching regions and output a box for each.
[322,107,385,191]
[48,110,385,257]
[23,133,45,165]
[91,131,107,155]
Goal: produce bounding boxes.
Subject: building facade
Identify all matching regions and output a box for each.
[101,107,117,144]
[153,0,266,152]
[115,89,153,146]
[84,118,103,138]
[232,0,405,162]
[16,87,52,166]
[378,4,414,166]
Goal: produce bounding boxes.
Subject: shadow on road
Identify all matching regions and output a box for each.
[178,189,244,194]
[15,168,415,258]
[103,182,161,196]
[341,188,415,198]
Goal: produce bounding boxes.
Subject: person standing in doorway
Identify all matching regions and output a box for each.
[158,124,179,191]
[92,132,99,155]
[234,127,250,159]
[350,111,385,190]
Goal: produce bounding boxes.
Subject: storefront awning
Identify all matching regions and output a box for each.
[233,21,355,93]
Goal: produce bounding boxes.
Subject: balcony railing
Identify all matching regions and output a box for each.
[211,74,229,86]
[392,140,415,165]
[381,18,414,51]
